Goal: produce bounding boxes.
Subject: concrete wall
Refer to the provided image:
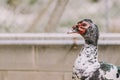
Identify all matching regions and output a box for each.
[0,33,120,80]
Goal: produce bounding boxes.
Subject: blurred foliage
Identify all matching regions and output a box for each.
[0,0,120,33]
[89,0,100,3]
[7,0,21,7]
[29,0,38,5]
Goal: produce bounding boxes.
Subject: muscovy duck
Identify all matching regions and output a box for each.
[68,19,120,80]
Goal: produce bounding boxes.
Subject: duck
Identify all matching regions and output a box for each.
[68,19,120,80]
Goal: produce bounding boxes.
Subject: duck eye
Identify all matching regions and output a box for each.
[82,23,87,26]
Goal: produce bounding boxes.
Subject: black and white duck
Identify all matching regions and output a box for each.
[68,19,120,80]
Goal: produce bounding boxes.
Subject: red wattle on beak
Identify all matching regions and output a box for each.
[78,27,86,34]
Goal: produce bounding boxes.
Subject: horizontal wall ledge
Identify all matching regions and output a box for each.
[0,33,119,45]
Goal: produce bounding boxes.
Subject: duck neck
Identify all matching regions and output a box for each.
[85,39,98,46]
[81,44,98,63]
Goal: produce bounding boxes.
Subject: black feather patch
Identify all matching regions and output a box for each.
[89,69,100,80]
[116,73,119,78]
[100,62,114,72]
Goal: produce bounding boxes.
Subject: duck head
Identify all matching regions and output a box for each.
[68,19,99,46]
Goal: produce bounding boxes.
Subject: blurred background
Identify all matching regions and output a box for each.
[0,0,120,33]
[0,0,120,80]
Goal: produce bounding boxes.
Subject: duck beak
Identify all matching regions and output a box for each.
[67,29,77,34]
